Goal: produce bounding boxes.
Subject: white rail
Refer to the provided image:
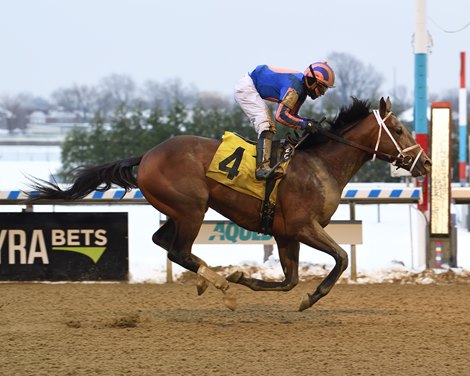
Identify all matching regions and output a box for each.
[0,186,423,205]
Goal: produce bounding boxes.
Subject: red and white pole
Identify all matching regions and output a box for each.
[459,51,468,185]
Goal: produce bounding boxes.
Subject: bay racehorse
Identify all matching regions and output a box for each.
[29,97,431,311]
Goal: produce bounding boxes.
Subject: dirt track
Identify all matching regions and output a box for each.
[1,280,469,376]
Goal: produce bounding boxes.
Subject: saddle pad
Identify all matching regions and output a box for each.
[206,131,290,203]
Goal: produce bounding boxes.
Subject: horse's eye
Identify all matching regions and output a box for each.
[396,126,403,135]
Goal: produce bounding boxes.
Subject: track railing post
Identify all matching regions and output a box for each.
[349,201,357,281]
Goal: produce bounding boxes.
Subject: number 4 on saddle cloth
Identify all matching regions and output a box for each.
[206,131,294,234]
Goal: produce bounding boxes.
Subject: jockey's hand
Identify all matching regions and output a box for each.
[305,120,322,134]
[306,117,328,134]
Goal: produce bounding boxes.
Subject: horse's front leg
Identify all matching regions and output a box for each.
[297,221,348,311]
[227,238,300,291]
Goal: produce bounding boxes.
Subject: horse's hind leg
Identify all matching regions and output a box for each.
[138,150,234,309]
[152,219,209,295]
[152,220,176,250]
[154,214,236,310]
[227,238,300,291]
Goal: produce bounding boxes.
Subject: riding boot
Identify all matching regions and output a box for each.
[255,131,284,180]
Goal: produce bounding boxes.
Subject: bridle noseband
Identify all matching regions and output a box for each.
[371,110,423,172]
[319,110,424,173]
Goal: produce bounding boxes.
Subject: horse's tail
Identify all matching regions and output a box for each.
[28,156,143,201]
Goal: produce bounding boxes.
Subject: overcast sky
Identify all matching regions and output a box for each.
[1,0,469,100]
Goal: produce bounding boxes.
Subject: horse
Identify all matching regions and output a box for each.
[28,97,431,311]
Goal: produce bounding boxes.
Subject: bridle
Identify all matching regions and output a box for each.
[319,110,424,172]
[371,110,423,172]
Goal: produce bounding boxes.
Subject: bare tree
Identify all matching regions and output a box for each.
[0,93,40,133]
[51,84,99,120]
[390,84,413,117]
[196,91,230,109]
[96,74,137,114]
[141,78,198,111]
[325,52,384,108]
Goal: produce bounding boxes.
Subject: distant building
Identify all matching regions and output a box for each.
[29,110,47,124]
[0,108,90,144]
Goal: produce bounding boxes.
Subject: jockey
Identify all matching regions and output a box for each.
[234,62,335,180]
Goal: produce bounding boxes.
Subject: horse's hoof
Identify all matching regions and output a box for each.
[226,271,243,283]
[222,292,237,311]
[298,293,312,312]
[196,276,209,296]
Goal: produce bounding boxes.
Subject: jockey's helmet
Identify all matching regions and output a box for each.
[304,62,336,94]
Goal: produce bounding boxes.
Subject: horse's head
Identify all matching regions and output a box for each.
[370,97,432,177]
[298,97,432,178]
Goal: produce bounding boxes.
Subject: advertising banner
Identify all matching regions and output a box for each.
[0,212,128,281]
[193,220,362,245]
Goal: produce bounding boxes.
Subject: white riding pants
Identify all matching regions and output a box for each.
[234,74,275,135]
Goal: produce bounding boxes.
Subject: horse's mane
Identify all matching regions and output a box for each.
[295,97,371,150]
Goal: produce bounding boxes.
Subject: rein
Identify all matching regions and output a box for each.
[318,110,423,171]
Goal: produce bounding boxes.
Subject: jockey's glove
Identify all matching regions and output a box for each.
[305,120,322,134]
[306,117,328,134]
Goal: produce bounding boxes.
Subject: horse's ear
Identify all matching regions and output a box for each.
[379,97,386,117]
[386,96,392,112]
[379,97,392,117]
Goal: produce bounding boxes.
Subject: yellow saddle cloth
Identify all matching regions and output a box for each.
[206,131,290,204]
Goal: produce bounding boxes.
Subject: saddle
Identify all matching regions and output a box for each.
[206,131,301,235]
